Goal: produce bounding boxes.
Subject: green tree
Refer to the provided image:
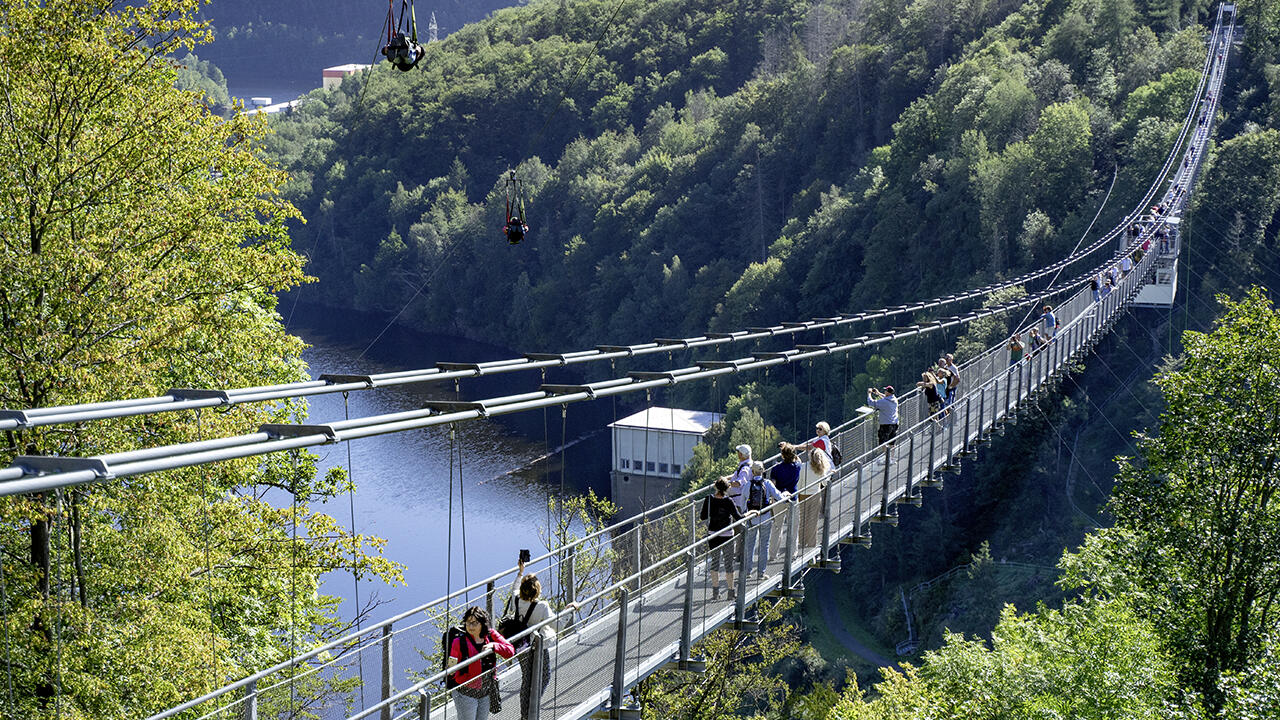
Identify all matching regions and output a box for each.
[1106,288,1280,711]
[639,599,800,720]
[830,599,1179,719]
[0,1,399,717]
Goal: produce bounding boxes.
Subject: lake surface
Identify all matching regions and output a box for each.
[286,304,613,632]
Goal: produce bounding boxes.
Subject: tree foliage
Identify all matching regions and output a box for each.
[1104,288,1280,710]
[0,2,399,717]
[828,598,1179,719]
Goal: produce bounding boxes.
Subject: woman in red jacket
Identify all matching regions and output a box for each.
[449,607,516,720]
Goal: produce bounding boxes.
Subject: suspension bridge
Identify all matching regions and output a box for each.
[0,5,1238,720]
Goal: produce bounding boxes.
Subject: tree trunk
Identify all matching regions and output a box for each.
[30,495,53,708]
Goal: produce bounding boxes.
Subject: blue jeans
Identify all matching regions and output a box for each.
[454,691,490,720]
[747,515,772,575]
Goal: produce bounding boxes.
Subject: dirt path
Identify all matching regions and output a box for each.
[811,573,896,668]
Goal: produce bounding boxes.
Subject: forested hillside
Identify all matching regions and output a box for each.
[271,0,1210,351]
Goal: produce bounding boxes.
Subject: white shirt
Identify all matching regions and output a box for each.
[510,597,557,642]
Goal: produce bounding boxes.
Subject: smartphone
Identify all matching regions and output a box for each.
[519,548,531,564]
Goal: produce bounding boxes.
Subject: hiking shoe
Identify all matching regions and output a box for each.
[711,587,720,600]
[728,588,737,600]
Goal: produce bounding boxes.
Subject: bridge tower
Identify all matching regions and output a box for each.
[429,12,439,43]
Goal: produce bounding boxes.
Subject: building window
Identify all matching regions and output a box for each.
[672,463,681,475]
[633,459,642,470]
[658,463,669,474]
[646,461,656,472]
[620,458,630,470]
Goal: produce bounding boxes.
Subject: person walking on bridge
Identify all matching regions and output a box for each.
[701,478,752,599]
[744,460,787,579]
[448,607,516,720]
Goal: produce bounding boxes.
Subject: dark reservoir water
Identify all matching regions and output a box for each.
[285,304,613,633]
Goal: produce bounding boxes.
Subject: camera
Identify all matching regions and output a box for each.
[519,548,531,564]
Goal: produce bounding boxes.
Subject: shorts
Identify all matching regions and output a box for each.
[877,424,898,445]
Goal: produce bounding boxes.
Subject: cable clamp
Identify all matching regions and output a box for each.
[319,374,375,388]
[541,384,596,399]
[259,424,338,443]
[168,388,231,404]
[16,455,113,478]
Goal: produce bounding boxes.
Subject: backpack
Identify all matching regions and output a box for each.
[442,626,495,688]
[830,443,843,467]
[497,597,537,649]
[746,476,767,511]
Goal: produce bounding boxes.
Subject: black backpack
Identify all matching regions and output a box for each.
[829,442,843,467]
[746,476,767,511]
[442,626,495,688]
[497,597,537,648]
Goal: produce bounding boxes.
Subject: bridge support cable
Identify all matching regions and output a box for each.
[0,269,1139,499]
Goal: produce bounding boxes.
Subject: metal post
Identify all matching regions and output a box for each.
[243,680,258,720]
[679,551,695,662]
[486,580,495,621]
[688,502,698,548]
[989,380,997,435]
[874,447,896,524]
[977,385,988,442]
[1003,367,1012,423]
[1016,357,1025,413]
[853,464,865,532]
[381,625,393,720]
[565,545,577,610]
[902,432,917,503]
[610,588,629,716]
[782,499,797,588]
[922,419,940,488]
[418,689,430,720]
[735,523,749,624]
[634,522,644,592]
[961,397,972,454]
[820,482,833,561]
[528,633,546,720]
[946,401,958,470]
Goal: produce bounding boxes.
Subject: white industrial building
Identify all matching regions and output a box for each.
[610,407,721,514]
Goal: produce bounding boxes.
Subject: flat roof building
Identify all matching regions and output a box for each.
[322,63,372,91]
[610,407,721,515]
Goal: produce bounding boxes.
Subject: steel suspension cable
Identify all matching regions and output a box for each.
[196,409,218,686]
[53,488,64,720]
[341,392,366,706]
[446,424,455,625]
